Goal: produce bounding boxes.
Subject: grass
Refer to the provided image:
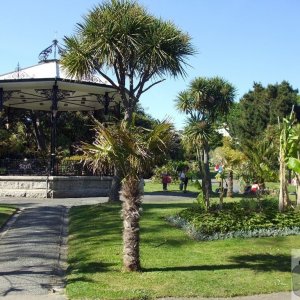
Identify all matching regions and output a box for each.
[0,205,16,227]
[67,198,300,299]
[144,180,218,193]
[145,180,297,197]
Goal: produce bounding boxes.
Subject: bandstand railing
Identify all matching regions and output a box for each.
[0,158,113,176]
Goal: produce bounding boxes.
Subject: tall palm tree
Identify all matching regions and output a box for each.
[176,77,235,208]
[61,0,195,201]
[79,119,174,271]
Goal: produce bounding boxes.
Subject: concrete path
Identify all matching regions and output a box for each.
[0,195,294,300]
[0,206,67,297]
[0,197,108,300]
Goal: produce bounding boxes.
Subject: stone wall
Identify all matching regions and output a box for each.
[0,176,112,198]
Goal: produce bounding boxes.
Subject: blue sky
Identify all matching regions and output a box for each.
[1,0,299,129]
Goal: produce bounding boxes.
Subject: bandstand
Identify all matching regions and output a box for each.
[0,40,120,198]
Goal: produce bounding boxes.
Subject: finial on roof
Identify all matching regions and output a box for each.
[38,39,65,62]
[16,62,21,79]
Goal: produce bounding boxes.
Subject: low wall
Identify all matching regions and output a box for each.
[0,176,112,198]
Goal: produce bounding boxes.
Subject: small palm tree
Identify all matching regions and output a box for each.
[79,119,174,271]
[176,77,235,208]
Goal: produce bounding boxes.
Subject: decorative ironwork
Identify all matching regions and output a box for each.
[81,74,106,84]
[3,90,19,101]
[0,158,48,175]
[2,63,31,80]
[0,158,113,176]
[35,88,75,100]
[38,39,65,62]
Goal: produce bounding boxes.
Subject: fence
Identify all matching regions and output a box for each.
[0,158,113,176]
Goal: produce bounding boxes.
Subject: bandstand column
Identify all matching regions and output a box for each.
[0,88,3,111]
[50,83,58,176]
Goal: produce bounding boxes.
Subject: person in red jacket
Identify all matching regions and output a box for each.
[162,173,171,191]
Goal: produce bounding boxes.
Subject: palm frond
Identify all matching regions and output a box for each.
[78,118,174,180]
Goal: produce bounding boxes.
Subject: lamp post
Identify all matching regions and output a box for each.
[50,84,58,176]
[0,88,3,111]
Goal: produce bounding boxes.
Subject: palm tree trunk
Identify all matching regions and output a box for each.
[109,168,121,202]
[226,170,233,197]
[219,178,224,209]
[205,149,212,192]
[122,178,142,272]
[203,146,210,208]
[199,147,210,209]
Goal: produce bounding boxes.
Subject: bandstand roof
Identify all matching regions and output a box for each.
[0,41,120,112]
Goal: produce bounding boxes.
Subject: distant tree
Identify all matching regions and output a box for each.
[228,81,298,145]
[132,104,158,129]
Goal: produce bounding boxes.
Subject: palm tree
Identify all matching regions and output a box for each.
[176,77,235,208]
[79,119,174,271]
[61,0,195,201]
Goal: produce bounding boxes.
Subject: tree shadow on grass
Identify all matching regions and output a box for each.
[142,202,193,211]
[143,254,290,273]
[68,261,117,274]
[143,190,198,198]
[67,261,122,285]
[67,261,117,284]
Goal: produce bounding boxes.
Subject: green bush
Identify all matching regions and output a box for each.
[167,198,300,240]
[152,160,188,183]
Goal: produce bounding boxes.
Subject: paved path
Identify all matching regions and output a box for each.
[0,197,108,300]
[0,195,293,300]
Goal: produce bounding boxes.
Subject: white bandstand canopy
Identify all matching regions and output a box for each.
[0,59,120,112]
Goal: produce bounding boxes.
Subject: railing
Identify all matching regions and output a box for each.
[0,158,48,175]
[0,158,114,176]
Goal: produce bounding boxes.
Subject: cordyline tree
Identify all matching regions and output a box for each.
[80,119,175,271]
[175,77,235,208]
[61,0,195,201]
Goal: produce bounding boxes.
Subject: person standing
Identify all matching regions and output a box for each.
[162,173,171,191]
[179,167,189,192]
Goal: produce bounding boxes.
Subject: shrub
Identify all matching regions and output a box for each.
[167,198,300,241]
[152,161,188,183]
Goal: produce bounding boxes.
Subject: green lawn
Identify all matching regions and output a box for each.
[67,199,299,299]
[144,180,218,193]
[0,205,16,227]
